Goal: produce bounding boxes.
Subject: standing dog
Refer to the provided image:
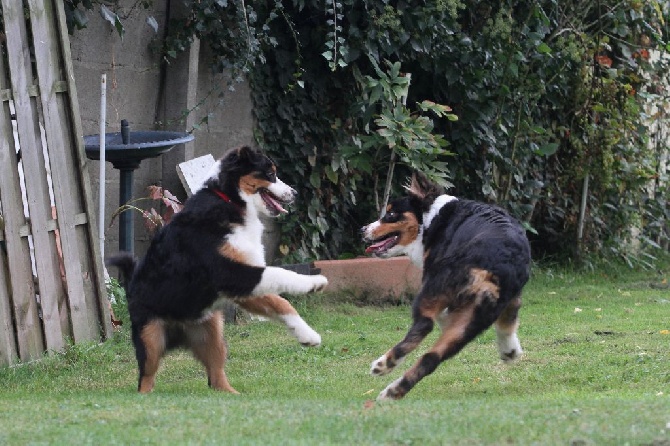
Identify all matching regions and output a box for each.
[362,172,531,400]
[108,146,327,394]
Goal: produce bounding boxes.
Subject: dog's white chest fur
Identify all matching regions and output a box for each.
[226,206,266,267]
[407,194,457,268]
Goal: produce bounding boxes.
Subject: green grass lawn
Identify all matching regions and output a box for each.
[1,265,669,445]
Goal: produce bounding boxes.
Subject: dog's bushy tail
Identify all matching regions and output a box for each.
[106,252,137,297]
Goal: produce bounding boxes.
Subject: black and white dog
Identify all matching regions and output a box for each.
[108,146,327,394]
[362,172,531,400]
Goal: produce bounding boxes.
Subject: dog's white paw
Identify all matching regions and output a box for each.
[370,354,401,376]
[283,315,321,346]
[497,333,523,362]
[291,324,321,347]
[309,274,328,292]
[377,378,404,401]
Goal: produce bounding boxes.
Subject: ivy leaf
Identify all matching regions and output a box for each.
[508,63,518,77]
[146,16,159,34]
[309,171,321,188]
[536,142,559,156]
[100,4,124,39]
[536,42,552,54]
[99,4,115,25]
[72,8,89,30]
[325,166,338,184]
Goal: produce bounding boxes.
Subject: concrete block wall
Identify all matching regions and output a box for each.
[69,1,256,258]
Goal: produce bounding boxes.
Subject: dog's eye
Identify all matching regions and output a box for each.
[384,211,399,221]
[266,170,276,181]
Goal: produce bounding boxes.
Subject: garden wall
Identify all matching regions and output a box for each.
[69,1,258,258]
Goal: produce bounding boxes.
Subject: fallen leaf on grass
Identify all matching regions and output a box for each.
[660,330,670,335]
[363,400,375,410]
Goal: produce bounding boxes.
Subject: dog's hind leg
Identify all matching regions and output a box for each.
[370,293,444,377]
[236,294,321,346]
[188,311,239,394]
[136,319,167,393]
[376,269,503,400]
[494,295,523,362]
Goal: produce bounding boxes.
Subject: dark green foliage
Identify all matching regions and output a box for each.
[64,0,670,265]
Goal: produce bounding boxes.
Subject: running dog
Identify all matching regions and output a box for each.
[362,172,531,400]
[108,145,328,394]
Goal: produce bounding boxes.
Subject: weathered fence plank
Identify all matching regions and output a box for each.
[28,0,96,342]
[0,11,44,363]
[0,237,17,365]
[2,0,68,353]
[0,0,112,365]
[52,0,113,338]
[54,0,112,338]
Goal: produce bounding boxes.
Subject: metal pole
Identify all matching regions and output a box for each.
[98,74,106,261]
[577,174,589,241]
[119,168,134,254]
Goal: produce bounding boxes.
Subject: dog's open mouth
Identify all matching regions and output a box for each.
[259,188,290,216]
[365,233,400,255]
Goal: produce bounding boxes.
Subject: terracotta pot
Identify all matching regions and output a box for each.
[314,256,420,298]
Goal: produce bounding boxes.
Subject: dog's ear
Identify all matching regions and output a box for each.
[237,145,254,160]
[406,171,431,199]
[406,171,443,209]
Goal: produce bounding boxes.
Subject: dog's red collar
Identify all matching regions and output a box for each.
[212,188,233,202]
[211,188,244,211]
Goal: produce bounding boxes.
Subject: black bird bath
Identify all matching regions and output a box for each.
[85,120,194,254]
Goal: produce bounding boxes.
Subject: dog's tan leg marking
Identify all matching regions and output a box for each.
[237,294,297,317]
[469,268,500,298]
[139,319,167,393]
[378,269,503,400]
[218,242,248,264]
[188,311,239,394]
[237,295,321,346]
[371,295,447,376]
[378,303,477,401]
[495,295,523,361]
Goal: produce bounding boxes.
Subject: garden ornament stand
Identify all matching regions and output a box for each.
[84,120,193,254]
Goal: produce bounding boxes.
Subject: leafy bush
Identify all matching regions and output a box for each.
[64,0,670,265]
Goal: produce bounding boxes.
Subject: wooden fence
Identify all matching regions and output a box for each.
[0,0,112,366]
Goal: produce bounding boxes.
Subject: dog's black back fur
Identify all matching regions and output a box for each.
[422,199,530,301]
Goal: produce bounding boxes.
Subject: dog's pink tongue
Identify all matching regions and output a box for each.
[365,237,394,254]
[264,192,287,213]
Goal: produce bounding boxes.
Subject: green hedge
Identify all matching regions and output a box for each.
[65,0,670,266]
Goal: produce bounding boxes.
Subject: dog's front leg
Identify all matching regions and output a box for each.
[237,294,321,346]
[251,267,328,296]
